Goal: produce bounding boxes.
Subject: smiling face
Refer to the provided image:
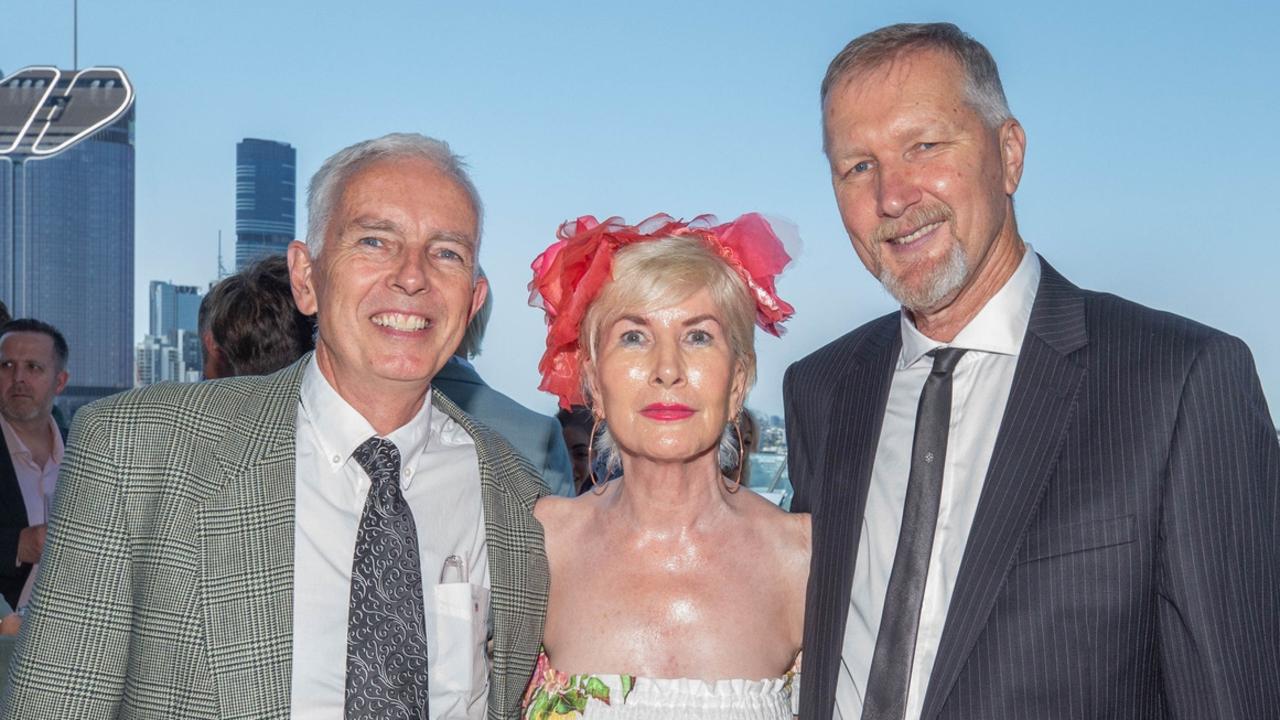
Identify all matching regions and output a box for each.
[0,331,68,426]
[289,155,487,411]
[587,287,747,471]
[824,48,1026,319]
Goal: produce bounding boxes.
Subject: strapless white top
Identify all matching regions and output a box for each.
[523,654,796,719]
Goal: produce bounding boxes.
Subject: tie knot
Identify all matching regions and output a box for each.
[927,346,967,376]
[352,437,401,482]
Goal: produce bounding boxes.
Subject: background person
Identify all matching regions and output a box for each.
[199,254,316,379]
[0,319,69,614]
[434,268,575,497]
[526,213,808,718]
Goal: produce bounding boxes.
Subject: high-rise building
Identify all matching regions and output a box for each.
[149,281,201,339]
[1,66,135,417]
[235,138,295,270]
[142,280,203,381]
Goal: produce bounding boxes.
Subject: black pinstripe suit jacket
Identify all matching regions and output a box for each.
[785,258,1280,719]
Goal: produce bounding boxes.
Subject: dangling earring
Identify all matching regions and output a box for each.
[587,415,604,493]
[725,415,744,494]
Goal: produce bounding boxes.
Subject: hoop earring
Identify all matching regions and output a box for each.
[725,417,744,494]
[587,416,604,494]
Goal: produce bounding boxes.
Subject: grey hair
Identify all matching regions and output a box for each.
[304,132,484,259]
[454,267,491,359]
[821,22,1012,147]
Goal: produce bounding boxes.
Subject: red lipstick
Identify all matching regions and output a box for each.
[640,403,695,421]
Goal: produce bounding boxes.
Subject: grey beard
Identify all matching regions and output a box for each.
[880,242,970,313]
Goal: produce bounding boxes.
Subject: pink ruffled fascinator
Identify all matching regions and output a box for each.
[528,212,796,409]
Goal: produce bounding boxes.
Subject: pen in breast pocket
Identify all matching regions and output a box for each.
[440,554,467,583]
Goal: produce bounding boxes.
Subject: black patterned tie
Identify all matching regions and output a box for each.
[346,437,429,720]
[862,347,967,720]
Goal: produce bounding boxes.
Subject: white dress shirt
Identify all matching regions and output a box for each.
[1,414,63,608]
[834,249,1041,720]
[290,358,490,720]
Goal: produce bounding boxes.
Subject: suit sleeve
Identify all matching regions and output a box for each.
[1156,334,1280,718]
[0,527,24,577]
[784,363,812,513]
[540,418,574,498]
[1,404,133,720]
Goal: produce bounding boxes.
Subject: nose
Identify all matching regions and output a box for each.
[876,160,921,219]
[650,338,686,388]
[391,249,430,295]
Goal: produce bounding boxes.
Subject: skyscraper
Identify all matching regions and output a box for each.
[235,138,295,270]
[149,281,201,340]
[1,66,135,417]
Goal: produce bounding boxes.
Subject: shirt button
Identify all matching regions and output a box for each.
[403,468,413,478]
[332,454,341,464]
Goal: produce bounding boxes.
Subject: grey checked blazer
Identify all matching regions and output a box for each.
[0,356,549,720]
[786,259,1280,719]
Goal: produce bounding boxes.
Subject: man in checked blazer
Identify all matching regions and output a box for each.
[2,134,548,719]
[787,23,1280,720]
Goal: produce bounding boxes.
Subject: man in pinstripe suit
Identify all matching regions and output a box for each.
[787,23,1280,720]
[1,134,548,719]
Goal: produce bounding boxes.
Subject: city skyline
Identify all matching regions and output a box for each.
[0,66,135,416]
[2,1,1277,422]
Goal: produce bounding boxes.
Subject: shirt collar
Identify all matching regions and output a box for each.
[0,413,64,466]
[899,245,1041,369]
[298,356,434,471]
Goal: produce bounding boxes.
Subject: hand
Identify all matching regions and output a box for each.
[0,612,20,636]
[17,524,46,565]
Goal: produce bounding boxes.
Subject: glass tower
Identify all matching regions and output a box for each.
[1,67,136,417]
[235,138,296,270]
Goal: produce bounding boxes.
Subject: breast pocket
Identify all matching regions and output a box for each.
[1015,514,1136,565]
[432,581,490,720]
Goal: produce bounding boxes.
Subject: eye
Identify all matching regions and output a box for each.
[686,329,714,346]
[619,329,646,347]
[435,247,465,262]
[917,141,939,151]
[358,236,384,248]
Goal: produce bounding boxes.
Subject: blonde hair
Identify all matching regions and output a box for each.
[580,236,757,477]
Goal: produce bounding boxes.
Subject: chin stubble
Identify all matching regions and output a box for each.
[879,241,970,313]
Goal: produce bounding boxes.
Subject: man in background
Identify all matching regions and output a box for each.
[0,320,69,615]
[199,254,315,379]
[434,269,575,497]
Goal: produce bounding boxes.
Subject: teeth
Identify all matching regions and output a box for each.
[372,313,428,331]
[892,221,943,245]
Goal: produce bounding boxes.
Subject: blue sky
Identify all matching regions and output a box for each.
[3,0,1278,422]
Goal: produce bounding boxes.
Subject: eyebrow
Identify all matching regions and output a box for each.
[345,217,475,246]
[683,314,721,327]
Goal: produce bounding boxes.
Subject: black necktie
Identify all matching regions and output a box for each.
[345,437,430,720]
[862,347,967,720]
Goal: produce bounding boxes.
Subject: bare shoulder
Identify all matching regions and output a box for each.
[737,492,811,553]
[535,482,617,546]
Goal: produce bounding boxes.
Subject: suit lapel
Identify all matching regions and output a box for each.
[804,316,900,719]
[430,389,548,720]
[198,360,306,720]
[921,260,1088,719]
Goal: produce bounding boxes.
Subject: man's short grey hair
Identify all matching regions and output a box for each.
[305,132,484,259]
[821,22,1012,142]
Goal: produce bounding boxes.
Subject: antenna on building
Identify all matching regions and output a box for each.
[73,0,79,69]
[217,229,228,279]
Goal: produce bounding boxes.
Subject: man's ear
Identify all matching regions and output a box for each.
[469,273,489,322]
[1000,118,1027,196]
[53,369,69,396]
[287,240,319,316]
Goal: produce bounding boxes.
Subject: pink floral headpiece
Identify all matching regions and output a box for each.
[528,212,795,409]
